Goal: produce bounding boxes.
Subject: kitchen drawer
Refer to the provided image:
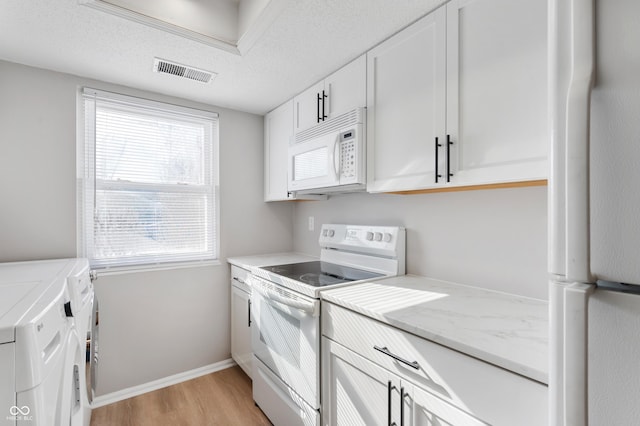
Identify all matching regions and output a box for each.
[230,265,251,293]
[322,302,547,426]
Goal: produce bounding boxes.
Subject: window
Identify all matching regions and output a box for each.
[78,88,218,269]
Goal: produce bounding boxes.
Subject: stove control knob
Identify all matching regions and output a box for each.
[328,229,335,237]
[383,233,392,242]
[374,232,383,241]
[366,231,374,241]
[322,229,329,237]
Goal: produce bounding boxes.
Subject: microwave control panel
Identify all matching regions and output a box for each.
[340,129,357,179]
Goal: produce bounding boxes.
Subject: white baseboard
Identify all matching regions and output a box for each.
[91,358,237,408]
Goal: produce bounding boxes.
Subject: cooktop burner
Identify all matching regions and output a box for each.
[260,261,384,287]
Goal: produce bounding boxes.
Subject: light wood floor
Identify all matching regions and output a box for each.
[90,366,271,426]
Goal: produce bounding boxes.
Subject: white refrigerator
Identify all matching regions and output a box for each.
[549,0,640,424]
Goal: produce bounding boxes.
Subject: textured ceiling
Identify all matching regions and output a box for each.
[0,0,445,115]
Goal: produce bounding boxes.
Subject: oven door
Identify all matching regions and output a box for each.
[250,275,320,408]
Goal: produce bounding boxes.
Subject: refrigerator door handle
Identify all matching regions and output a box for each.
[563,282,595,426]
[564,0,595,283]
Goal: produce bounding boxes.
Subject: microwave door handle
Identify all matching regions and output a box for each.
[333,136,340,179]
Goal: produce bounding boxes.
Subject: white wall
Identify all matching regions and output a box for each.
[293,186,548,300]
[0,59,294,396]
[238,0,271,37]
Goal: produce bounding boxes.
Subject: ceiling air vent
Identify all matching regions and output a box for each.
[153,58,216,83]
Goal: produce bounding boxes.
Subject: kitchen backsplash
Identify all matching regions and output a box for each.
[292,185,547,300]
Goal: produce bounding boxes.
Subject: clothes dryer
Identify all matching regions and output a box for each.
[64,259,94,426]
[0,260,76,426]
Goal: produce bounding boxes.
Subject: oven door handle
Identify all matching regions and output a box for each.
[253,283,319,317]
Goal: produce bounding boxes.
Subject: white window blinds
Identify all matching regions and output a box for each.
[78,88,219,269]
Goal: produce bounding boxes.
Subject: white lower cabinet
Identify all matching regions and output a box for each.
[322,302,547,426]
[323,338,487,426]
[322,337,486,426]
[323,337,399,425]
[230,266,252,378]
[408,382,487,426]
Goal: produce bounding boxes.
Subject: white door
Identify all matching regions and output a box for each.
[446,0,548,186]
[231,284,252,378]
[366,7,447,193]
[295,81,325,132]
[325,55,366,118]
[288,131,341,191]
[17,328,76,426]
[322,337,402,426]
[70,335,90,426]
[589,0,640,285]
[264,100,294,202]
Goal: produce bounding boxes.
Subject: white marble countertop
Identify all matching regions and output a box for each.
[227,252,318,270]
[321,274,548,384]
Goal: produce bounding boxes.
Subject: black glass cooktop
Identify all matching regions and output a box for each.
[260,261,383,287]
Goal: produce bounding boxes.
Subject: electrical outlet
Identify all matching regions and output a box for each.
[308,216,315,231]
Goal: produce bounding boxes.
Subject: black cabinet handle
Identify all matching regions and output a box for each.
[316,93,322,123]
[435,137,442,183]
[400,387,405,426]
[374,345,420,370]
[387,381,394,426]
[322,90,328,120]
[446,134,454,183]
[248,299,252,327]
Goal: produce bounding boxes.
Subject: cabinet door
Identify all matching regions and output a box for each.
[367,8,447,193]
[264,100,295,201]
[294,81,325,133]
[325,55,366,118]
[322,337,401,426]
[231,285,252,378]
[446,0,547,185]
[406,382,489,426]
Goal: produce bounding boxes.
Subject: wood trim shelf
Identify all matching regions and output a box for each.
[386,179,548,195]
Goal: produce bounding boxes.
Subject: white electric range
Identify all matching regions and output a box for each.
[248,224,406,426]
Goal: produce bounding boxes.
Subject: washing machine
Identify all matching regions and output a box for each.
[0,259,77,426]
[64,259,94,426]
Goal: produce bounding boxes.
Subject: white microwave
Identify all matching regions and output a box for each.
[288,108,366,194]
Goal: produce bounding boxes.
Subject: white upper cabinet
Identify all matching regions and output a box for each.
[446,0,548,186]
[264,99,295,201]
[294,55,366,133]
[367,0,547,193]
[366,8,447,193]
[293,81,325,134]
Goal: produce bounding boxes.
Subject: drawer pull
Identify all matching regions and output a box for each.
[374,346,420,370]
[233,277,245,285]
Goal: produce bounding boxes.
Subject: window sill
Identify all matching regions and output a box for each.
[91,259,221,278]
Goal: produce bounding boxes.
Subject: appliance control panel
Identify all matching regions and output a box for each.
[319,224,405,257]
[339,129,356,179]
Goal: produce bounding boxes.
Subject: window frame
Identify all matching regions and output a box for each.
[77,87,220,272]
